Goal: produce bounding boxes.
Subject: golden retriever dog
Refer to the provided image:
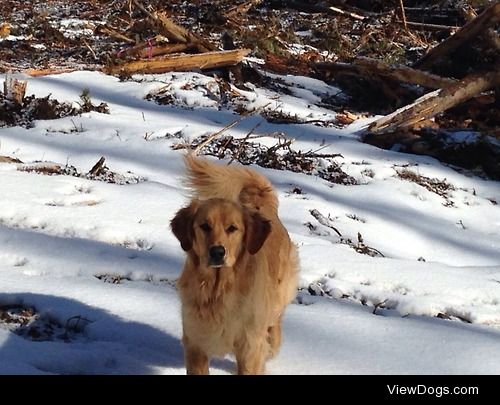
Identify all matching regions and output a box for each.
[170,154,298,375]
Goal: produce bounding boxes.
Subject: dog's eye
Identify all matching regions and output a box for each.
[200,223,212,232]
[226,225,238,233]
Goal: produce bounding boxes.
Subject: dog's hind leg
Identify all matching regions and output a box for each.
[266,319,282,359]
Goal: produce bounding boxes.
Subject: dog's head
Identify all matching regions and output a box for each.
[171,198,271,268]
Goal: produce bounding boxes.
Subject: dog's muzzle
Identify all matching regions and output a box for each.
[208,245,225,268]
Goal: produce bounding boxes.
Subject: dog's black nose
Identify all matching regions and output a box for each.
[209,245,225,262]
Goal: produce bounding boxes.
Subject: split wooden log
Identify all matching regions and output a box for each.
[104,49,251,76]
[137,43,194,59]
[415,2,500,70]
[155,12,190,43]
[24,68,77,77]
[156,12,215,52]
[3,73,27,105]
[367,70,500,134]
[316,58,456,89]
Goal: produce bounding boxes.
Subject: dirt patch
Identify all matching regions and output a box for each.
[17,159,146,185]
[396,168,456,206]
[0,303,89,342]
[95,273,177,289]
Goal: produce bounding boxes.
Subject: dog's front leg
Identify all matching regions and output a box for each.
[183,339,209,375]
[235,337,267,375]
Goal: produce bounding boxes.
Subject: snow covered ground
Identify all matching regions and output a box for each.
[1,70,499,374]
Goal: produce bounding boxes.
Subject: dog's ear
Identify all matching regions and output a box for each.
[171,201,199,251]
[245,211,271,255]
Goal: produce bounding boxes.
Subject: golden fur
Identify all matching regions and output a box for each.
[171,154,298,375]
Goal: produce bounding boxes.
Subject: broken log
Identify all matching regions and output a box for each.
[0,156,22,163]
[367,70,500,133]
[415,2,500,70]
[3,73,27,105]
[116,37,193,59]
[155,12,191,44]
[316,58,456,89]
[104,49,251,75]
[88,156,106,177]
[18,162,62,175]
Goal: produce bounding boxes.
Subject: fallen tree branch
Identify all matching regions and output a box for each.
[228,120,262,165]
[132,0,215,52]
[96,25,135,44]
[397,0,408,30]
[105,49,251,75]
[355,57,457,88]
[225,0,263,17]
[317,58,457,89]
[310,209,342,237]
[192,117,247,155]
[367,70,500,133]
[398,21,458,32]
[328,6,366,21]
[268,0,366,20]
[415,2,500,70]
[373,299,388,315]
[82,38,98,61]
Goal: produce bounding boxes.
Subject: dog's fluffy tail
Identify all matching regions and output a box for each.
[184,153,279,213]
